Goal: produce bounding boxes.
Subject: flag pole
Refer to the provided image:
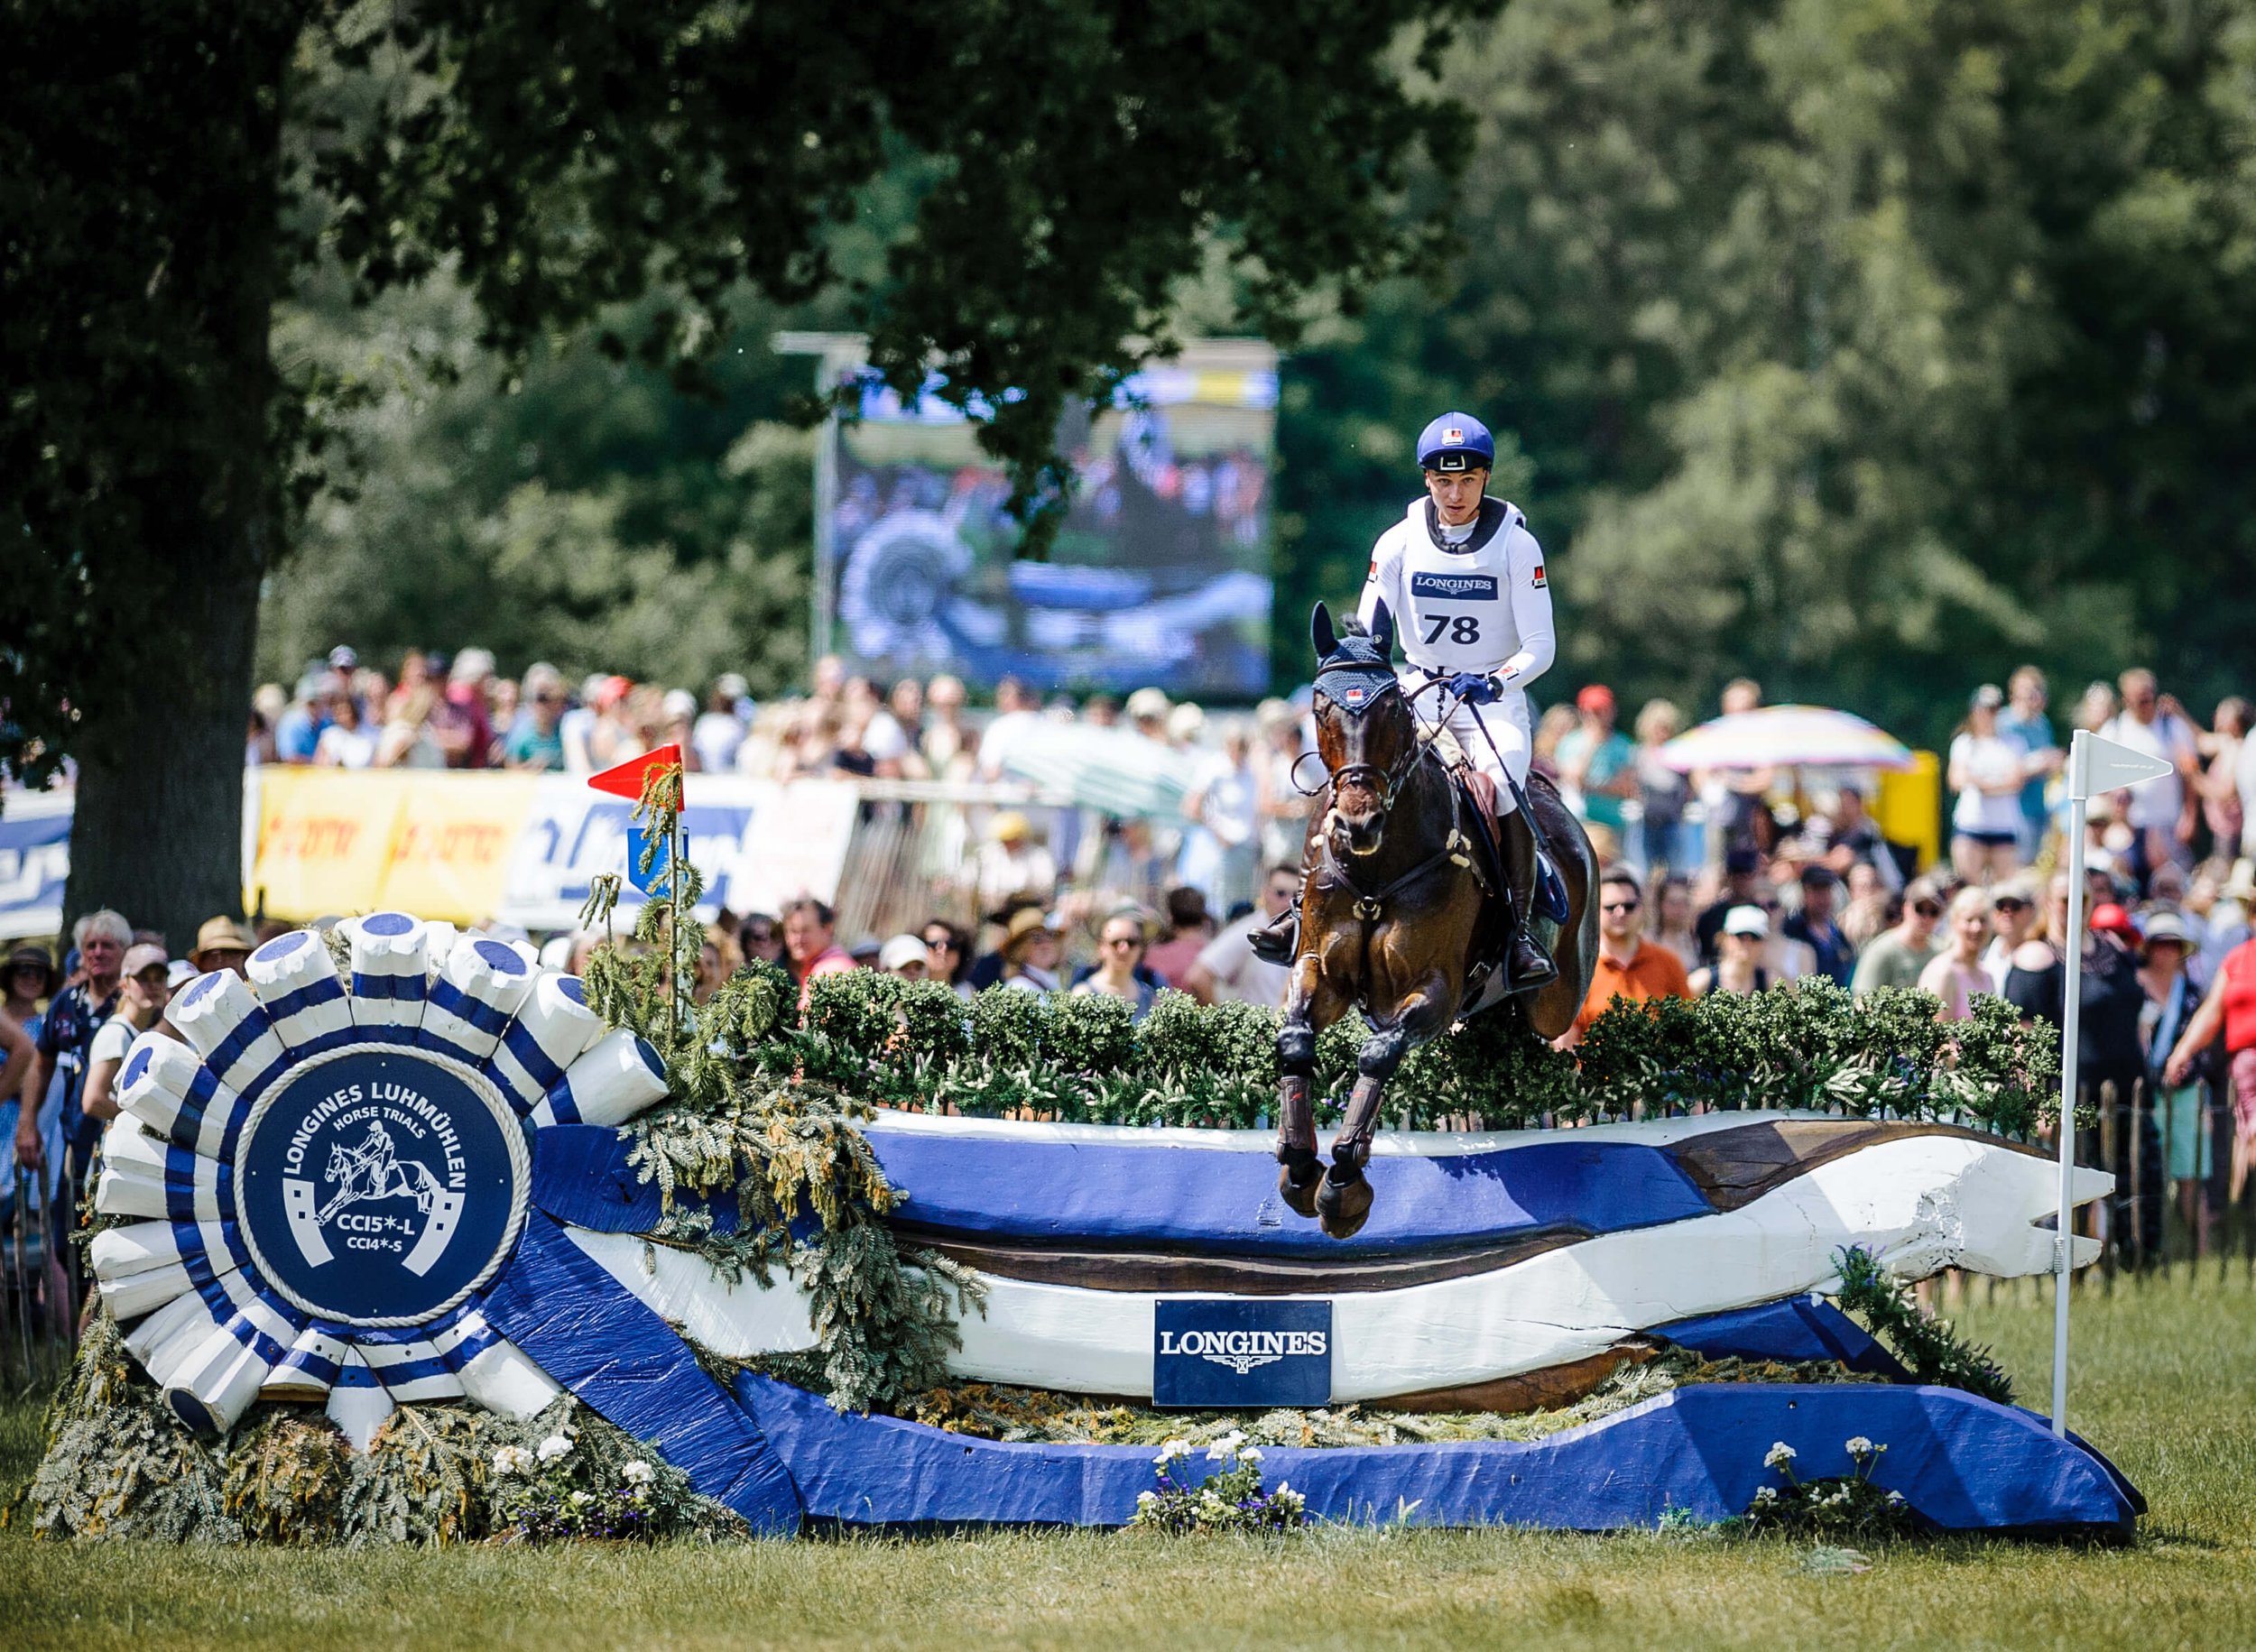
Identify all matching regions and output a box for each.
[2050,731,2089,1439]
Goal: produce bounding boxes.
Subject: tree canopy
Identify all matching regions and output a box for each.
[2,0,1492,935]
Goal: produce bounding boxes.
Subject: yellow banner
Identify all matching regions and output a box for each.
[247,771,541,924]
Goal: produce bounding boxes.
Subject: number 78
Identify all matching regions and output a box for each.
[1423,614,1481,645]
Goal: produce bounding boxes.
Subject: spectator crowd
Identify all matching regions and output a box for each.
[8,647,2251,1279]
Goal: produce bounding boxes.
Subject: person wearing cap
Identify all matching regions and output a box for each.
[190,916,255,979]
[998,908,1064,994]
[1694,845,1768,966]
[1950,684,2037,883]
[1780,864,1856,987]
[2135,908,2211,1232]
[1690,906,1774,997]
[1853,877,1946,995]
[1917,887,1995,1022]
[1124,687,1172,742]
[81,944,174,1130]
[503,662,569,771]
[1556,685,1635,837]
[1344,410,1559,989]
[975,811,1059,910]
[877,934,932,981]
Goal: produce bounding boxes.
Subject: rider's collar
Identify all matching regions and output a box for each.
[1423,496,1510,555]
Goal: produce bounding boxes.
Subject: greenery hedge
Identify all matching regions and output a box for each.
[782,969,2062,1140]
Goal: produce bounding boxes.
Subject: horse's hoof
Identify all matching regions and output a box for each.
[1277,1156,1323,1219]
[1316,1170,1373,1240]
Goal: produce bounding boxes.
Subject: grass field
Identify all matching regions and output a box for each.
[5,1265,2252,1651]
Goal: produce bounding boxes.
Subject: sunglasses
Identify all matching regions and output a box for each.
[1914,902,1944,918]
[1992,897,2029,912]
[1104,935,1142,949]
[923,936,957,952]
[1601,900,1641,914]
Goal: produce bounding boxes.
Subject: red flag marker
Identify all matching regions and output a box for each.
[587,743,684,809]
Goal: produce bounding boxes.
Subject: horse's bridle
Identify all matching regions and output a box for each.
[1310,671,1448,811]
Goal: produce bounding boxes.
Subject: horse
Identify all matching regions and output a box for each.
[319,1122,440,1220]
[1273,599,1599,1238]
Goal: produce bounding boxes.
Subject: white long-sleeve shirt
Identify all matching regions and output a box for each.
[1356,497,1555,685]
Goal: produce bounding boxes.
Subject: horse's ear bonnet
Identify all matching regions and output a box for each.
[1310,599,1399,714]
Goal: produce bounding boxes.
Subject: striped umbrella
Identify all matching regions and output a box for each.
[998,723,1200,817]
[1657,705,1915,772]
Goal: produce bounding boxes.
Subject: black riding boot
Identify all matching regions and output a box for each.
[1498,808,1558,992]
[1248,908,1299,964]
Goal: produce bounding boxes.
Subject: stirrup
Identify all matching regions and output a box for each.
[1506,937,1558,994]
[1249,911,1299,965]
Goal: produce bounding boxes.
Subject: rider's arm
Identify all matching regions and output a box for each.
[1355,531,1405,638]
[1496,524,1556,688]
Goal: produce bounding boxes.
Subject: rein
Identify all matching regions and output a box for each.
[1308,675,1488,921]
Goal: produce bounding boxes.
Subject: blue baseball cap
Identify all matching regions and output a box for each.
[1417,412,1495,473]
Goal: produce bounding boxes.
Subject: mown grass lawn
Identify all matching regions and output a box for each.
[5,1264,2251,1652]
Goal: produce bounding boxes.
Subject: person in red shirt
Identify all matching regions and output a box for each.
[1560,867,1694,1047]
[2164,932,2256,1202]
[782,896,858,1012]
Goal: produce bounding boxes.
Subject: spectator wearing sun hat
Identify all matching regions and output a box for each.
[189,917,255,978]
[975,811,1058,909]
[877,934,931,981]
[998,908,1064,994]
[1556,684,1636,836]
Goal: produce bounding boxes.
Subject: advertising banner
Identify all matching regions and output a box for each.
[0,789,73,941]
[4,771,863,939]
[247,770,541,926]
[497,774,860,933]
[818,340,1277,698]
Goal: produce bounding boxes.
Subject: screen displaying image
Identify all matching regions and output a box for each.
[819,346,1275,698]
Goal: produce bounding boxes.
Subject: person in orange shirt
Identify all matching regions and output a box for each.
[1560,866,1694,1047]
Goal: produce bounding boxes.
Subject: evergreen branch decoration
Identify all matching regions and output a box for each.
[1832,1246,2014,1405]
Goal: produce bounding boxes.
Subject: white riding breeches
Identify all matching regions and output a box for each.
[1417,682,1531,816]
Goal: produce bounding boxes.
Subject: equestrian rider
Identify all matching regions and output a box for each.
[1366,411,1562,991]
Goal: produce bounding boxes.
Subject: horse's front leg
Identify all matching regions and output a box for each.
[1318,979,1453,1239]
[1275,951,1345,1219]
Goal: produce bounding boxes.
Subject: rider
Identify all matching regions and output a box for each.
[1254,411,1558,988]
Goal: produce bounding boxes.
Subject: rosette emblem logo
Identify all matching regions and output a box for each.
[237,1048,524,1328]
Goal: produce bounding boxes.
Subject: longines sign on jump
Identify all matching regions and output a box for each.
[236,1047,528,1327]
[1152,1300,1332,1409]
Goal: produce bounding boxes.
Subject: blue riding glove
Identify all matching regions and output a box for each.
[1446,672,1502,705]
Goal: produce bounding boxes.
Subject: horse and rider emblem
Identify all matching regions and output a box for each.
[283,1115,467,1279]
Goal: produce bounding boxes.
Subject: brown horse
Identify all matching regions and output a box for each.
[1274,601,1598,1238]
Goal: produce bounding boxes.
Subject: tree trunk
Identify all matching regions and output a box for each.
[59,5,299,951]
[65,552,266,950]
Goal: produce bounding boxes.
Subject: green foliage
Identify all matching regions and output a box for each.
[1834,1246,2015,1405]
[775,976,2063,1138]
[581,771,983,1412]
[483,1411,736,1544]
[1278,0,2256,742]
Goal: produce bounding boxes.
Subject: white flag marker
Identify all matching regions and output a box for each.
[2052,728,2176,1437]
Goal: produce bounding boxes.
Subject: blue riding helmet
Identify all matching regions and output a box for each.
[1416,411,1494,474]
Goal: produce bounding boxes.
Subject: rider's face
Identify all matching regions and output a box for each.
[1423,466,1488,526]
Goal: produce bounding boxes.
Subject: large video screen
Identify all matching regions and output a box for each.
[818,345,1275,698]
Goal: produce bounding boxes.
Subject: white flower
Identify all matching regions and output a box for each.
[1844,1435,1875,1459]
[1763,1441,1798,1470]
[1753,1486,1780,1505]
[1153,1438,1190,1464]
[569,1490,592,1506]
[1885,1490,1908,1507]
[1206,1429,1248,1461]
[620,1459,655,1486]
[1136,1490,1158,1505]
[1237,1446,1262,1463]
[490,1445,532,1477]
[537,1434,574,1463]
